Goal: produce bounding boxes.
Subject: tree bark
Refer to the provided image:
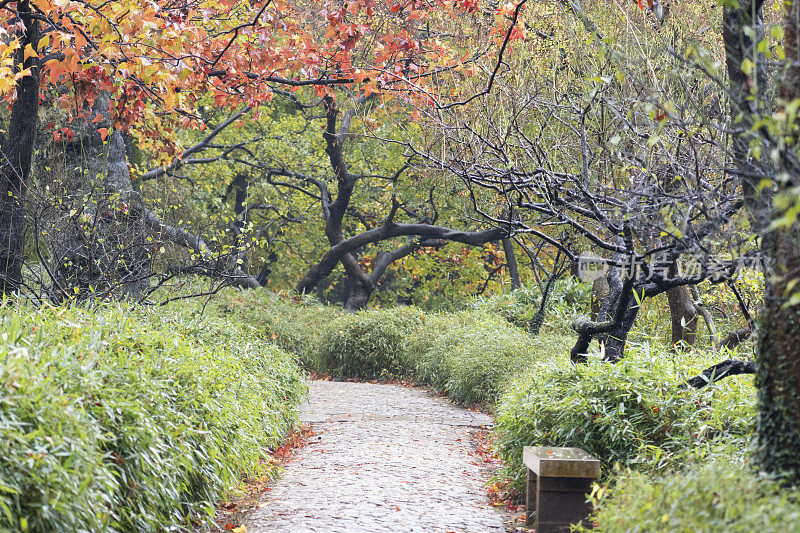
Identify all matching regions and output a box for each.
[502,238,521,289]
[685,359,756,389]
[571,259,639,363]
[0,2,39,295]
[591,276,610,321]
[754,3,800,471]
[666,285,698,349]
[594,261,641,363]
[725,0,800,482]
[755,226,800,482]
[529,267,559,336]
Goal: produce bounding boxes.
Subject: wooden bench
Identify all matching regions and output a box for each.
[523,446,600,532]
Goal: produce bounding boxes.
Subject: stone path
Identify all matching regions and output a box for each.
[246,380,508,532]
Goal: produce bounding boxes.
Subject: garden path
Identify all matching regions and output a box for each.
[245,380,508,532]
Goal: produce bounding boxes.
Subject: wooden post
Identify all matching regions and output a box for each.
[523,446,600,532]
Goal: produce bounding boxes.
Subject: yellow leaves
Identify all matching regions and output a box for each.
[36,34,50,52]
[0,38,21,96]
[23,44,37,62]
[14,68,33,81]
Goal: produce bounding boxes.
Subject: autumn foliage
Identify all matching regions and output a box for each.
[0,1,526,163]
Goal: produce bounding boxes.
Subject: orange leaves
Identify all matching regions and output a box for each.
[489,1,528,43]
[314,85,335,99]
[52,128,75,142]
[13,0,494,152]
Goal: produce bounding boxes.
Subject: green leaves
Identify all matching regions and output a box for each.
[0,303,306,532]
[494,348,756,495]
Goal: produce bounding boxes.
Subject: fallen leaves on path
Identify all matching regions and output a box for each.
[209,424,315,531]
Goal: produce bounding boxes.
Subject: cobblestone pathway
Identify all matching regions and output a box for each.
[246,380,508,532]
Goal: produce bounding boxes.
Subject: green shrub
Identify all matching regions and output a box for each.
[0,303,306,532]
[414,312,529,406]
[587,461,800,532]
[468,279,591,334]
[405,311,572,407]
[185,288,341,372]
[469,286,542,328]
[494,349,755,493]
[318,306,424,379]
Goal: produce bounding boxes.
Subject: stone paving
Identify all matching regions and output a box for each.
[246,380,508,532]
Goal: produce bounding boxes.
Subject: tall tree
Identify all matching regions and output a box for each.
[0,0,520,298]
[735,0,800,483]
[0,0,38,295]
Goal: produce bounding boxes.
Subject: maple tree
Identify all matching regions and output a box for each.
[0,0,528,297]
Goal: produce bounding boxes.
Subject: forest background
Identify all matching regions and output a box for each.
[0,0,799,531]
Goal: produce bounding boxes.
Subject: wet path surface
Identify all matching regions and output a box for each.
[246,381,507,532]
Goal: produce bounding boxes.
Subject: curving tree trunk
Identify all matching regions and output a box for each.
[595,260,642,363]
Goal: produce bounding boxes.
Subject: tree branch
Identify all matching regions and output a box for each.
[683,359,756,388]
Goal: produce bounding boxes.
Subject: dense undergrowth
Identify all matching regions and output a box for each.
[4,278,796,531]
[198,282,799,531]
[0,301,306,532]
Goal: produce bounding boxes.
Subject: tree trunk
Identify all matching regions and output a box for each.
[601,302,641,363]
[724,0,800,482]
[591,276,610,321]
[753,0,800,483]
[666,285,698,349]
[529,273,555,336]
[502,238,521,289]
[596,263,641,362]
[755,226,800,482]
[38,92,151,300]
[571,254,641,364]
[344,277,371,311]
[0,2,39,295]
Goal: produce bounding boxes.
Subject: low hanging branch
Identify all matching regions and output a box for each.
[683,359,757,389]
[570,274,637,363]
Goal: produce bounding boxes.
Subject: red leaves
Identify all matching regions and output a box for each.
[18,0,496,157]
[53,128,74,142]
[269,424,314,462]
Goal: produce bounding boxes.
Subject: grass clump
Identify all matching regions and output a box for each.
[494,349,755,493]
[0,303,306,532]
[412,312,532,406]
[403,310,572,407]
[587,461,800,532]
[204,289,341,370]
[318,306,424,379]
